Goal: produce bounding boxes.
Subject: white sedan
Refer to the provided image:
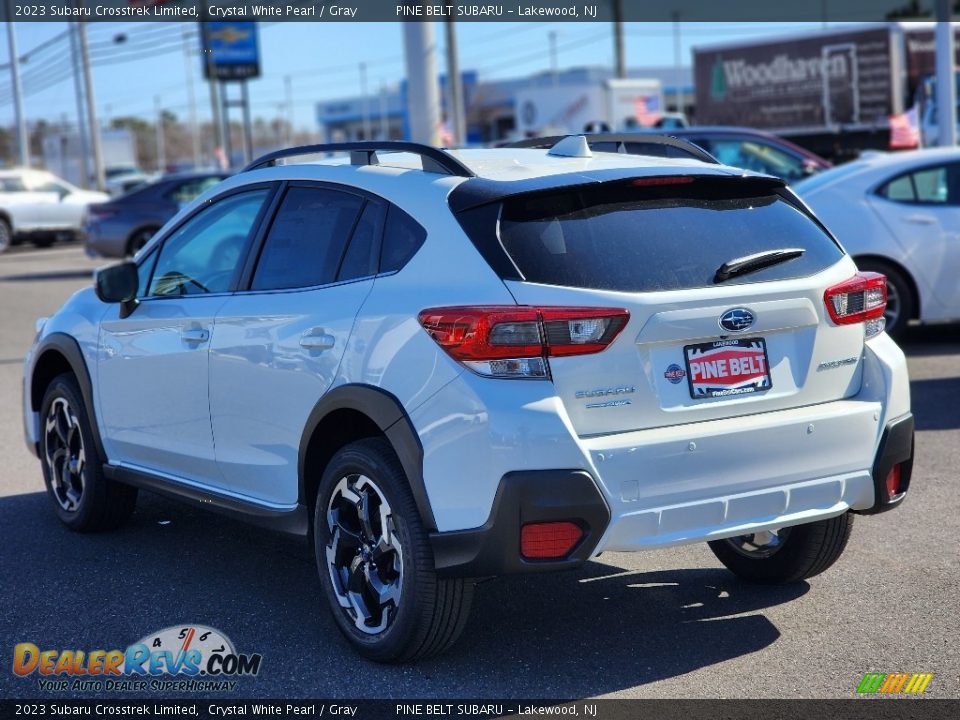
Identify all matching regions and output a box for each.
[795,148,960,337]
[0,169,108,253]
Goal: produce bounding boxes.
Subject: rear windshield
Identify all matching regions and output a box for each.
[494,179,843,292]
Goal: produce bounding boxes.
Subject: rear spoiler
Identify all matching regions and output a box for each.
[447,169,786,214]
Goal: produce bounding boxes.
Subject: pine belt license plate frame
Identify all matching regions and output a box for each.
[683,337,772,400]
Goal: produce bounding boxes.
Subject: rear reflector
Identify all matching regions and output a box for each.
[418,306,628,378]
[520,521,583,560]
[824,272,887,337]
[885,464,903,498]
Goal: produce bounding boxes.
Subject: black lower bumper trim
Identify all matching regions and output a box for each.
[429,469,610,578]
[854,412,914,515]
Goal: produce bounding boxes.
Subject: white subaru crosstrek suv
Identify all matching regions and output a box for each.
[22,138,914,662]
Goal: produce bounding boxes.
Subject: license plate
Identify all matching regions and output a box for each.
[683,338,772,400]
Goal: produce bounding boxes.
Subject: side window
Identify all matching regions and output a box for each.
[707,139,805,181]
[380,206,426,273]
[251,186,364,291]
[149,189,269,297]
[167,177,224,205]
[879,165,950,204]
[0,177,27,192]
[337,200,385,281]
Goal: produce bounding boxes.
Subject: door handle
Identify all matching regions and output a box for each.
[181,327,210,344]
[300,329,335,351]
[904,214,935,225]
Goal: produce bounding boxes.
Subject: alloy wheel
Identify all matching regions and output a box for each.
[884,280,901,330]
[44,397,86,512]
[723,527,791,559]
[325,474,403,635]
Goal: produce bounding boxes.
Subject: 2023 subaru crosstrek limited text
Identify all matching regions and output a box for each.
[22,138,914,662]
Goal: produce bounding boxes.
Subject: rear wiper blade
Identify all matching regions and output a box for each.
[714,248,805,283]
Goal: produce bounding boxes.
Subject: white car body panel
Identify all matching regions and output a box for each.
[796,147,960,323]
[0,170,108,233]
[97,296,228,482]
[208,279,375,505]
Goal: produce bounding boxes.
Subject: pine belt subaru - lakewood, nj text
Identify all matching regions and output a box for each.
[22,138,914,662]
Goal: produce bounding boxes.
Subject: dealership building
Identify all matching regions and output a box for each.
[315,65,693,145]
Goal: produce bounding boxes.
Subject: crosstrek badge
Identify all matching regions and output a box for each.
[684,338,772,399]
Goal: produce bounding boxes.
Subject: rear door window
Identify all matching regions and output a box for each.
[251,186,364,291]
[496,178,844,292]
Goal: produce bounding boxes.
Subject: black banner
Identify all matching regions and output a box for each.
[2,700,959,720]
[0,0,957,23]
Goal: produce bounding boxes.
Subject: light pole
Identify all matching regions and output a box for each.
[402,21,440,145]
[155,96,166,173]
[76,15,105,191]
[69,23,90,187]
[182,26,201,169]
[360,62,371,141]
[5,17,29,166]
[444,20,465,146]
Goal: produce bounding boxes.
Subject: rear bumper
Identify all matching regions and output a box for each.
[430,470,609,578]
[855,412,914,515]
[431,407,914,577]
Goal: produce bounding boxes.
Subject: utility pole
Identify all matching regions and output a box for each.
[360,62,371,140]
[402,21,440,145]
[69,23,90,187]
[612,0,626,79]
[444,20,466,146]
[284,74,294,146]
[201,13,224,163]
[549,30,559,87]
[182,26,201,169]
[240,80,253,164]
[936,0,957,147]
[155,96,166,173]
[5,17,29,167]
[76,15,105,191]
[672,12,683,115]
[379,83,388,140]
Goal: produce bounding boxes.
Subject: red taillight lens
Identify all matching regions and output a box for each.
[824,272,887,336]
[520,521,583,560]
[885,464,903,499]
[418,306,628,378]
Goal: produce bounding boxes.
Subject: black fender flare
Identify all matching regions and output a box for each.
[30,332,108,462]
[298,384,435,531]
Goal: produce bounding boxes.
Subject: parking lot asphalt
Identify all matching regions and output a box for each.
[0,245,957,700]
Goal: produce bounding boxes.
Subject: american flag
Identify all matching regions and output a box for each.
[889,108,920,149]
[634,95,663,127]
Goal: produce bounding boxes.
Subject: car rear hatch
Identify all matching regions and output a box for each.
[451,173,878,437]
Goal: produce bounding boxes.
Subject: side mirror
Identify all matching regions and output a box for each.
[95,262,139,304]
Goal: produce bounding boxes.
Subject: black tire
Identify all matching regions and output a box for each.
[708,513,854,584]
[314,437,473,662]
[0,217,11,254]
[39,373,138,532]
[31,235,56,249]
[127,227,158,256]
[854,258,914,339]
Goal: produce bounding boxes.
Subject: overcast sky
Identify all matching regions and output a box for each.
[0,21,838,131]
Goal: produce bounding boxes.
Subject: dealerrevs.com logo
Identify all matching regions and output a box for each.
[13,625,262,692]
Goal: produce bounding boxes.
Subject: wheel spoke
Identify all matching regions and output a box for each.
[357,487,377,541]
[366,564,401,606]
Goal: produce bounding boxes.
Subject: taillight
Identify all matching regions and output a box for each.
[824,272,887,338]
[417,306,629,379]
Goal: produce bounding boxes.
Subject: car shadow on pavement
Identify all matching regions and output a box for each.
[910,377,960,431]
[0,489,804,699]
[900,323,960,357]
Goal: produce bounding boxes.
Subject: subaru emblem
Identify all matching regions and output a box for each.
[719,308,755,333]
